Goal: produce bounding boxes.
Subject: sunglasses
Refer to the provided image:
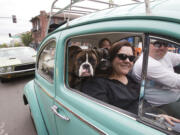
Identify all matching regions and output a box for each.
[116,53,136,62]
[153,42,169,48]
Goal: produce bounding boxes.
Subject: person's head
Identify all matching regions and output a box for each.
[149,40,169,60]
[109,41,135,76]
[98,38,111,50]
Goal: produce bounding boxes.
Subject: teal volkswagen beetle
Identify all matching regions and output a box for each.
[23,0,180,134]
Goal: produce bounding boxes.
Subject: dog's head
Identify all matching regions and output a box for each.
[95,48,110,71]
[69,46,98,78]
[74,49,98,77]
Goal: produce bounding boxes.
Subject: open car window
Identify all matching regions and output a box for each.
[66,32,143,114]
[134,35,180,134]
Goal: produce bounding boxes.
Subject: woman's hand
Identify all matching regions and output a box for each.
[159,114,180,126]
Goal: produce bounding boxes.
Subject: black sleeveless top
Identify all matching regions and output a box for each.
[81,76,140,114]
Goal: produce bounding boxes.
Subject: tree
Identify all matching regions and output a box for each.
[21,32,33,46]
[14,42,21,47]
[0,43,8,48]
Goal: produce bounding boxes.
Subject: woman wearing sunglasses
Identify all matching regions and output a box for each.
[81,40,180,129]
[82,40,138,113]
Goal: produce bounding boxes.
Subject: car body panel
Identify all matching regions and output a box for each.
[0,57,21,67]
[23,80,48,135]
[54,87,166,135]
[54,0,180,32]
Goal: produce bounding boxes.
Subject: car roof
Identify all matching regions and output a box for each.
[55,0,180,31]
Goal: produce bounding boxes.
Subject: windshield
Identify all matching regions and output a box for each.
[0,47,36,58]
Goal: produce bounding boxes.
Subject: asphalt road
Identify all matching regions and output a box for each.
[0,75,37,135]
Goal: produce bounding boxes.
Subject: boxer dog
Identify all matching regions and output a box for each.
[68,46,99,88]
[68,46,111,89]
[95,48,111,77]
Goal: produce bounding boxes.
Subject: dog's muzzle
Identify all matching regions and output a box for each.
[79,63,94,77]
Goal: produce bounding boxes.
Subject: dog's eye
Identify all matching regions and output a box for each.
[89,57,95,64]
[77,58,83,64]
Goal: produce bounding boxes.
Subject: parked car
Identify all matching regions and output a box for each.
[23,0,180,135]
[0,47,36,81]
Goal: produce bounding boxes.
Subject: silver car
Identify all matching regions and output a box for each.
[0,47,36,81]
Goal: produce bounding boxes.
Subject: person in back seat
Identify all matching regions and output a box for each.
[98,38,111,50]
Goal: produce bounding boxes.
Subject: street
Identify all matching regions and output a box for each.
[0,75,37,135]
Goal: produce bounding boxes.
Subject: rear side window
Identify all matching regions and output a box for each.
[37,40,56,82]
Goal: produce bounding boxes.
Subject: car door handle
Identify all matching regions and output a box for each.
[51,105,70,121]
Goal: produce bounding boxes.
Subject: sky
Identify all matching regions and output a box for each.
[0,0,141,44]
[0,0,65,44]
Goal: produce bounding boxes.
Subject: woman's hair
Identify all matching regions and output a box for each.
[109,40,135,62]
[98,38,111,48]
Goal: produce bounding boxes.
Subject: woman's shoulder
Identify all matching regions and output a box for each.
[127,74,141,93]
[126,74,140,87]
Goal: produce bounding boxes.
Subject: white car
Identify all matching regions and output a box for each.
[0,47,36,81]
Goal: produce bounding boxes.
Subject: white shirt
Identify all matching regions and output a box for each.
[133,52,180,105]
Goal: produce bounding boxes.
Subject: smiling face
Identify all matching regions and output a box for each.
[112,46,134,76]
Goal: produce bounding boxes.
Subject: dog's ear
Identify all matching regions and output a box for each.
[68,46,82,58]
[95,48,109,60]
[95,48,111,78]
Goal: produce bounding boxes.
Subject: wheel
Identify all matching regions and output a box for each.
[0,78,6,83]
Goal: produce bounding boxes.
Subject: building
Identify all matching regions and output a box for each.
[30,11,80,49]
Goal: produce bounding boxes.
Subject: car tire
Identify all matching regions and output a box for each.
[0,78,6,83]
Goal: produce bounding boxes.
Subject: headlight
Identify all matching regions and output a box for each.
[0,67,6,73]
[6,66,13,72]
[0,66,13,73]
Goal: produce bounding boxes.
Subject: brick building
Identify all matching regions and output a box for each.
[30,11,80,49]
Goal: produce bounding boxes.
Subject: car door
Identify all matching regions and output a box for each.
[52,26,166,135]
[35,36,58,135]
